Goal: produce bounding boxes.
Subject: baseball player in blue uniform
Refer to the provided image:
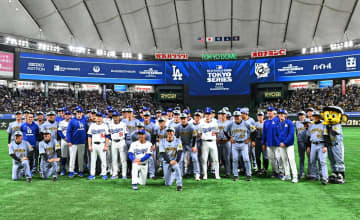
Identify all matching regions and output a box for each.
[225,111,252,181]
[66,107,87,178]
[39,130,61,181]
[176,113,199,180]
[160,127,183,191]
[277,109,298,183]
[306,111,328,185]
[143,111,158,179]
[9,131,33,182]
[295,111,308,179]
[20,112,40,174]
[251,112,268,175]
[217,109,232,177]
[7,111,23,148]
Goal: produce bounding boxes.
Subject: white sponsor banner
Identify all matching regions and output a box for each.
[49,82,69,89]
[16,80,36,89]
[129,85,154,93]
[80,84,100,91]
[348,78,360,85]
[288,81,316,90]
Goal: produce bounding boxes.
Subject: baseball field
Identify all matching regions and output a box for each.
[0,129,359,220]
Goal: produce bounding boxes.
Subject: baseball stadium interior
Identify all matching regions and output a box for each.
[0,0,360,219]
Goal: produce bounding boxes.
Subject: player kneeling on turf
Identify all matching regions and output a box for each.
[160,127,183,191]
[9,131,33,183]
[128,129,152,190]
[39,130,61,181]
[87,112,110,180]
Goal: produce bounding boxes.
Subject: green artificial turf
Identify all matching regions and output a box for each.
[0,128,359,219]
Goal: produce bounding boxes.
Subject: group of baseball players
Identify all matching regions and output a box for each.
[7,104,346,190]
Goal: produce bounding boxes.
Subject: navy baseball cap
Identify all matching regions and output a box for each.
[62,107,68,111]
[108,108,115,112]
[112,111,120,116]
[106,105,112,110]
[167,108,173,112]
[137,129,146,135]
[14,131,23,136]
[183,109,190,114]
[204,107,212,114]
[161,111,167,116]
[278,109,288,114]
[267,106,275,112]
[143,107,149,111]
[96,112,103,117]
[236,107,242,111]
[65,111,72,115]
[76,107,84,113]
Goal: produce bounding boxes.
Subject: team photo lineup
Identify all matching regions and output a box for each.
[8,103,347,190]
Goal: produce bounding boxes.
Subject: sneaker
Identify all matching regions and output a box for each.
[102,175,108,180]
[78,172,84,177]
[246,176,252,181]
[122,176,127,180]
[176,186,183,191]
[233,176,239,181]
[278,173,284,179]
[68,172,76,178]
[132,184,138,190]
[26,178,32,183]
[292,177,298,183]
[203,175,208,180]
[281,175,291,181]
[215,176,221,180]
[321,179,328,185]
[53,177,57,182]
[60,169,66,176]
[88,175,95,180]
[195,174,200,181]
[111,176,118,180]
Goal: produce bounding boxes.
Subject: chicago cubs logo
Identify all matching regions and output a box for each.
[255,63,270,79]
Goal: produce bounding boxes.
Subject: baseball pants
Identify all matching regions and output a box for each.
[40,160,58,179]
[184,145,200,175]
[31,146,39,172]
[201,140,220,178]
[248,142,257,169]
[267,146,281,174]
[218,141,232,175]
[111,140,127,177]
[132,163,148,185]
[163,162,182,186]
[148,147,156,178]
[297,141,309,176]
[90,143,107,176]
[232,143,251,177]
[309,144,328,181]
[279,145,298,178]
[328,143,345,173]
[106,141,112,174]
[69,144,85,173]
[255,141,268,171]
[12,159,31,180]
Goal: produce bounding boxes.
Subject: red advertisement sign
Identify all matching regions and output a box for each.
[342,80,346,95]
[155,53,188,60]
[0,51,14,78]
[251,49,286,58]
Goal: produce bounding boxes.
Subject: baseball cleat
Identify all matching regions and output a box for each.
[122,176,127,180]
[281,175,291,181]
[111,176,118,180]
[102,175,108,180]
[26,178,32,183]
[321,179,328,185]
[132,184,138,190]
[299,173,306,179]
[176,186,183,191]
[271,172,278,178]
[203,175,207,180]
[150,176,156,180]
[292,177,298,183]
[53,177,57,182]
[278,173,284,179]
[88,175,95,180]
[246,176,252,181]
[78,172,84,177]
[233,176,239,181]
[60,169,66,176]
[215,176,221,180]
[195,174,200,181]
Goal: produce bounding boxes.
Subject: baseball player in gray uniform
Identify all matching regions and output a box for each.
[295,111,308,179]
[35,111,45,127]
[191,112,203,174]
[225,111,252,181]
[168,110,181,129]
[160,127,183,191]
[9,131,33,182]
[306,111,328,185]
[217,109,232,177]
[241,108,257,171]
[176,113,199,180]
[7,111,23,148]
[39,130,61,181]
[143,112,158,179]
[40,111,58,141]
[251,112,268,175]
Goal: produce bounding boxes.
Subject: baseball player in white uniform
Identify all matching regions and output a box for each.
[87,112,110,180]
[128,129,153,190]
[57,111,72,175]
[109,111,128,179]
[198,107,220,180]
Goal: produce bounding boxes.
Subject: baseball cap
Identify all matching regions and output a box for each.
[65,111,72,115]
[180,113,187,118]
[303,118,311,123]
[218,109,225,114]
[278,109,288,114]
[91,109,97,114]
[43,129,51,134]
[143,107,149,111]
[137,129,146,135]
[106,105,112,110]
[204,107,212,114]
[174,107,181,111]
[257,112,264,116]
[156,109,162,113]
[173,110,181,115]
[298,111,306,116]
[158,117,166,122]
[211,109,215,113]
[57,108,63,112]
[61,107,68,111]
[161,111,167,116]
[143,112,151,116]
[108,108,115,113]
[127,108,134,112]
[323,106,344,114]
[166,127,175,132]
[183,109,190,114]
[226,112,232,117]
[112,111,120,116]
[223,107,229,112]
[233,111,241,116]
[312,111,321,116]
[15,111,22,115]
[14,131,23,136]
[306,107,315,112]
[194,112,201,116]
[121,108,126,112]
[240,108,249,114]
[267,106,275,112]
[24,110,31,114]
[236,107,242,111]
[47,111,56,116]
[136,122,145,127]
[76,107,84,113]
[167,108,173,112]
[96,112,103,117]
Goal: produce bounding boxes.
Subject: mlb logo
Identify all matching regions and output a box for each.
[216,65,223,70]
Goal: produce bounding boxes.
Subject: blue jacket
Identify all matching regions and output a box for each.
[20,122,39,146]
[66,117,87,145]
[262,117,280,147]
[276,119,295,146]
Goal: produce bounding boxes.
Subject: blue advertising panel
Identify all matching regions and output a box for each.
[19,52,166,84]
[275,49,360,81]
[114,84,127,92]
[249,58,276,83]
[318,80,333,88]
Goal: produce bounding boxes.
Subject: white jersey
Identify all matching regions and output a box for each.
[87,123,109,143]
[199,120,219,141]
[103,118,112,127]
[200,118,217,124]
[128,140,152,162]
[109,121,128,140]
[58,120,70,139]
